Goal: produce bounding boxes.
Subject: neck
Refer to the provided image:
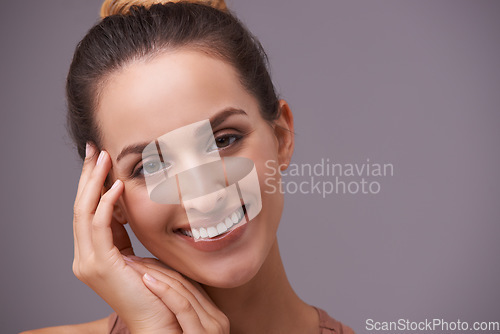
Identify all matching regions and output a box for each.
[203,238,318,334]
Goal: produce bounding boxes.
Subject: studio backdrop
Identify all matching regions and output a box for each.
[1,1,499,333]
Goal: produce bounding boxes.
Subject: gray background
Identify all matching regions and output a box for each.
[1,1,499,333]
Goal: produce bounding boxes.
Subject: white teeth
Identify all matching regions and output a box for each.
[224,217,233,229]
[207,226,218,238]
[230,212,238,225]
[184,206,245,240]
[217,222,228,234]
[192,228,200,240]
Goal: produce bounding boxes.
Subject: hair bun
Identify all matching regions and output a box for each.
[100,0,228,19]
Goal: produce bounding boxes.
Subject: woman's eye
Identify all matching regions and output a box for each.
[208,134,239,152]
[142,160,169,175]
[216,136,235,148]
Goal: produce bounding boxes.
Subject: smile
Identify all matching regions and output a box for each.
[179,205,247,240]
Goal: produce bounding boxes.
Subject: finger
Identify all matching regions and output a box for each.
[124,258,217,326]
[125,257,202,294]
[92,179,124,257]
[73,225,80,275]
[128,257,219,312]
[125,256,160,265]
[73,143,98,260]
[142,272,205,333]
[75,143,99,203]
[74,151,111,257]
[123,260,202,307]
[77,150,111,215]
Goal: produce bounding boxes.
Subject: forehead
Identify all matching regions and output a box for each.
[95,49,259,159]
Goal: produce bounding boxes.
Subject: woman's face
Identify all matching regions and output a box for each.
[96,49,292,288]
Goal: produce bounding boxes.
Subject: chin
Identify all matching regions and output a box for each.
[197,255,264,288]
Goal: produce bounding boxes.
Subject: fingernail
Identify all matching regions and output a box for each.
[85,142,92,158]
[96,151,105,166]
[111,179,121,190]
[123,255,134,263]
[144,273,157,283]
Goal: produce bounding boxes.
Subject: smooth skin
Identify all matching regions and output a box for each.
[22,49,319,334]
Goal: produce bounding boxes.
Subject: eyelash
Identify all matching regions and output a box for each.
[130,132,243,179]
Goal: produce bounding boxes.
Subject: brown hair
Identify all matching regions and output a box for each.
[66,0,280,160]
[100,0,228,18]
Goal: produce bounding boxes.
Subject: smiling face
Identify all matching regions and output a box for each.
[95,49,292,288]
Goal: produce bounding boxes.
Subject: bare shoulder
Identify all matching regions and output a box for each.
[20,317,109,334]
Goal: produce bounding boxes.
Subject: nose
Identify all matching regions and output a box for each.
[177,160,228,214]
[177,159,226,198]
[183,187,227,214]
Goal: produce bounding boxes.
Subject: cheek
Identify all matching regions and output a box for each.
[256,159,284,230]
[248,129,281,199]
[120,184,175,234]
[245,131,284,229]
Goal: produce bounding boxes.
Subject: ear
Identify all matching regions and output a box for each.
[112,202,128,225]
[273,99,295,171]
[102,185,128,224]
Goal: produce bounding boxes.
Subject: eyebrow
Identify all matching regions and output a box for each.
[116,107,248,163]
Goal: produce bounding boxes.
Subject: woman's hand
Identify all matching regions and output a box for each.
[124,256,230,333]
[72,143,228,333]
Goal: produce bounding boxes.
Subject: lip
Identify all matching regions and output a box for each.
[175,205,249,252]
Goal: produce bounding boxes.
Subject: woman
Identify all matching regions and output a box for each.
[25,0,354,333]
